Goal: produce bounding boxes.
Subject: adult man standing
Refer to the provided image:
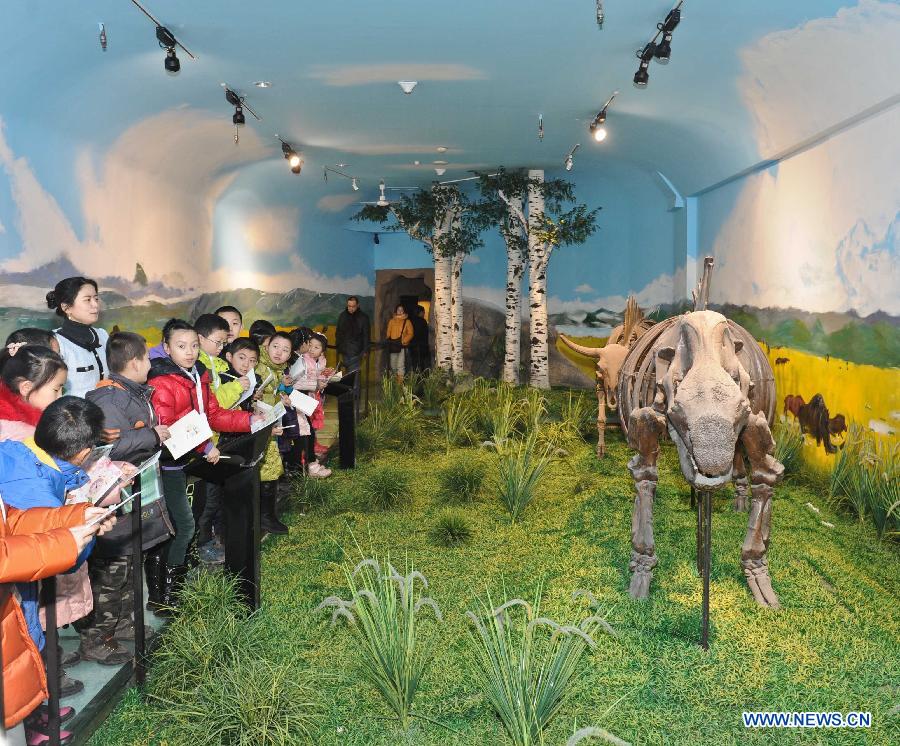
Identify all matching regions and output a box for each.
[409,304,431,372]
[335,296,370,376]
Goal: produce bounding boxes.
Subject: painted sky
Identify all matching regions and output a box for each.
[0,1,895,316]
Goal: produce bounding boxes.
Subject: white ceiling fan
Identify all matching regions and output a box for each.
[357,180,419,207]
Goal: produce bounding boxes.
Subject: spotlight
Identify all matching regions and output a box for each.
[633,42,656,88]
[99,23,108,51]
[589,91,616,141]
[398,81,418,94]
[280,141,302,173]
[373,233,380,245]
[164,46,180,74]
[232,106,245,125]
[351,178,359,191]
[655,7,681,63]
[564,143,580,171]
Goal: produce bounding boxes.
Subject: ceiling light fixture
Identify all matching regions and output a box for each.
[222,85,260,144]
[633,1,683,87]
[254,80,272,88]
[129,1,196,75]
[595,1,604,29]
[99,23,108,51]
[564,143,580,172]
[324,166,359,190]
[437,146,448,153]
[434,168,447,176]
[654,7,681,63]
[589,91,617,142]
[277,137,302,174]
[433,160,448,165]
[398,81,418,94]
[538,114,544,141]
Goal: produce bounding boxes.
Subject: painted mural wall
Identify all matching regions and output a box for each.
[697,2,900,472]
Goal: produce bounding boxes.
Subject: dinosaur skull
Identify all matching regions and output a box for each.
[655,312,752,488]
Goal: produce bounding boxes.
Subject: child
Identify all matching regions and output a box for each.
[6,328,61,355]
[147,319,259,613]
[292,332,333,478]
[0,492,110,740]
[0,345,67,441]
[248,319,276,347]
[215,305,243,345]
[254,331,294,534]
[278,328,311,475]
[193,314,249,563]
[223,337,260,408]
[78,332,170,662]
[0,396,105,722]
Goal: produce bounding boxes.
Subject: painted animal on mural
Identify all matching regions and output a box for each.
[617,282,782,609]
[558,296,655,457]
[784,393,846,453]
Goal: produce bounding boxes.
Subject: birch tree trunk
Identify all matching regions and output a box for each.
[433,250,453,372]
[527,170,551,389]
[501,194,526,385]
[450,250,465,374]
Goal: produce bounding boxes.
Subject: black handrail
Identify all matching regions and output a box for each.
[0,585,6,738]
[131,476,147,688]
[40,575,60,746]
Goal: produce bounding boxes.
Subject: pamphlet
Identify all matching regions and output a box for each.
[163,410,213,460]
[69,458,124,505]
[81,444,115,472]
[251,400,285,433]
[233,368,257,408]
[328,370,343,383]
[288,389,319,417]
[85,489,141,529]
[93,452,162,505]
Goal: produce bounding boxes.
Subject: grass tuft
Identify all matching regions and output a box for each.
[496,436,552,522]
[359,463,412,511]
[430,510,473,547]
[437,459,485,504]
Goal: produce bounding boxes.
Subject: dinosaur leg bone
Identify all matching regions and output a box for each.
[732,450,750,512]
[626,406,667,599]
[739,413,784,609]
[595,383,607,458]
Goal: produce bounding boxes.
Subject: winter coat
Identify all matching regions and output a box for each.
[87,375,167,558]
[0,382,42,442]
[336,308,371,359]
[148,341,166,360]
[254,347,288,482]
[410,315,430,351]
[1,498,88,728]
[199,350,244,409]
[87,375,160,465]
[0,440,93,649]
[148,357,252,462]
[0,388,95,637]
[54,325,109,398]
[386,317,414,347]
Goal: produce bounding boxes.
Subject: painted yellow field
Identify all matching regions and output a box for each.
[764,344,899,471]
[555,335,608,381]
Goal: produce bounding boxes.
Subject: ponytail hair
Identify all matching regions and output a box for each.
[46,277,98,318]
[6,328,56,348]
[0,345,67,397]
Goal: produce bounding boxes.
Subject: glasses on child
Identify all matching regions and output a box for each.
[202,335,226,349]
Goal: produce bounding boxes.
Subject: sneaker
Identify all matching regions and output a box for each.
[307,462,331,479]
[78,635,133,666]
[59,672,84,698]
[198,540,225,564]
[28,705,76,727]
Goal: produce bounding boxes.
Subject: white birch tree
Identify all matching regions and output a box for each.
[354,184,480,374]
[475,169,600,389]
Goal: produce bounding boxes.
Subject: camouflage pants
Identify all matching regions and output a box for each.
[75,555,134,641]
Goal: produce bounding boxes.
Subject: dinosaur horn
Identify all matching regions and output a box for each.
[559,334,603,359]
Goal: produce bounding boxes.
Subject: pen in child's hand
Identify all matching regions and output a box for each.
[281,424,298,430]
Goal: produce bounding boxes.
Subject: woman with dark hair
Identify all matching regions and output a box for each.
[46,277,109,398]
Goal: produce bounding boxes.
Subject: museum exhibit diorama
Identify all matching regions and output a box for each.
[0,1,898,744]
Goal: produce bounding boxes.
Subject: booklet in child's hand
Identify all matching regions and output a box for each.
[69,457,124,504]
[327,370,343,383]
[288,389,319,417]
[232,368,257,408]
[163,410,213,460]
[251,400,286,433]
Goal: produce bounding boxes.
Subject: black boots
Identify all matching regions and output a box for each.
[147,562,186,617]
[144,550,163,611]
[260,481,289,536]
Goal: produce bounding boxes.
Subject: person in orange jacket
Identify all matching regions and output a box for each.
[1,497,116,737]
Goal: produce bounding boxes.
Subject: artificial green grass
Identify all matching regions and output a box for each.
[90,428,900,745]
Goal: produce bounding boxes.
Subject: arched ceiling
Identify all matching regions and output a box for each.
[3,0,887,203]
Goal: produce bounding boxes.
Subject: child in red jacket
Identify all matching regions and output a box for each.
[147,319,260,613]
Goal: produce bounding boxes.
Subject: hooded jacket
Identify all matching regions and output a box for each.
[0,439,93,649]
[87,374,160,465]
[198,349,244,409]
[254,346,289,482]
[147,357,252,461]
[1,498,89,728]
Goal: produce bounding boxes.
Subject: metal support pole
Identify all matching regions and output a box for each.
[0,587,6,738]
[131,477,147,688]
[695,488,703,575]
[40,576,60,746]
[700,488,713,650]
